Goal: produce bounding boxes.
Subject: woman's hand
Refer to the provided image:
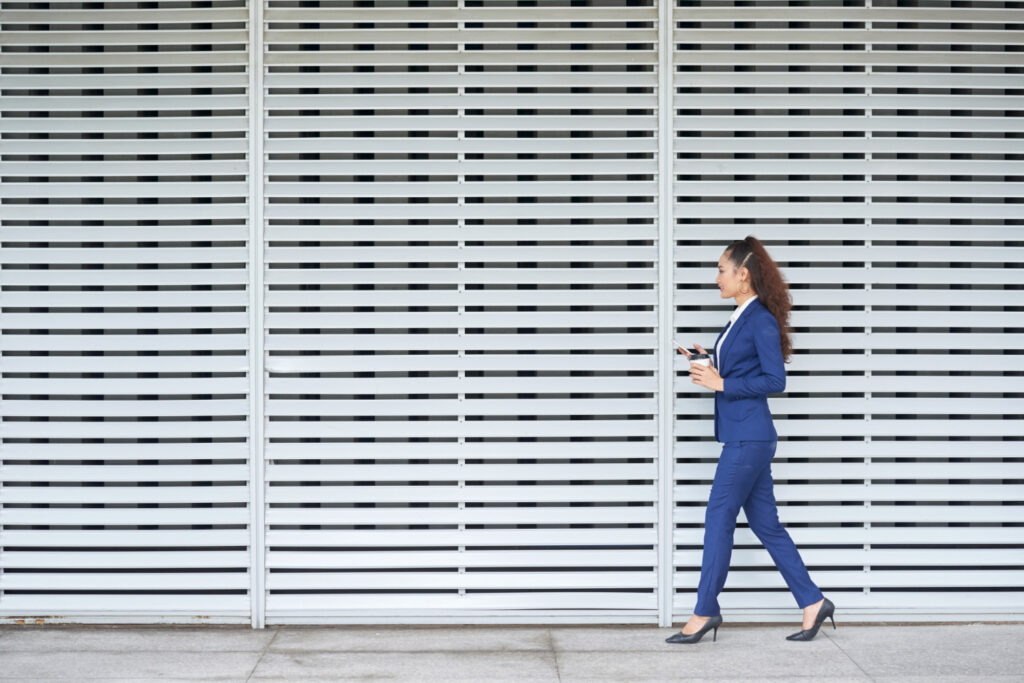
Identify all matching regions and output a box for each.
[688,343,724,392]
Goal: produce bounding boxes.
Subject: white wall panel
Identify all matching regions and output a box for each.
[2,0,1022,626]
[0,0,253,622]
[260,0,660,623]
[671,0,1024,622]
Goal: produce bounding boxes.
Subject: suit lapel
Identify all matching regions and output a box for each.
[718,301,756,375]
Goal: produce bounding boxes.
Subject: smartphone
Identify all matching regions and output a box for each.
[672,339,691,354]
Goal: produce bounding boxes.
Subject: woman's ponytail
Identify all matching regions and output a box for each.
[724,236,794,363]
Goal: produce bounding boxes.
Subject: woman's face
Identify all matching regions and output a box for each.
[715,251,748,300]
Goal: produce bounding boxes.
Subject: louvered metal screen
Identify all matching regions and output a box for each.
[671,0,1024,621]
[0,0,256,621]
[1,0,1021,627]
[260,0,661,623]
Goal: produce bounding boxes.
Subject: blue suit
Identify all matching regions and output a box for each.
[693,299,823,617]
[711,298,784,443]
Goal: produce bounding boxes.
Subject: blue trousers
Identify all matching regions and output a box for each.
[694,440,823,617]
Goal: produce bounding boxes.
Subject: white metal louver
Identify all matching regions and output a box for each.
[260,0,662,623]
[2,0,1022,627]
[0,0,254,621]
[671,0,1024,621]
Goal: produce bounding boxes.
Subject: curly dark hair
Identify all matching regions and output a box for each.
[723,236,794,363]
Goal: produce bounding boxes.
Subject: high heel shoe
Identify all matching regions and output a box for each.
[786,597,836,641]
[665,615,723,644]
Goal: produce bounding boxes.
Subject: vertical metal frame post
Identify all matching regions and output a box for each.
[247,0,267,629]
[656,0,676,628]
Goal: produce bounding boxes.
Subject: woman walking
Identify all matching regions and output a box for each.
[665,236,835,644]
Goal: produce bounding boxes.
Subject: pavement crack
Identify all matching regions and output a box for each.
[244,627,279,683]
[825,631,875,682]
[547,628,562,682]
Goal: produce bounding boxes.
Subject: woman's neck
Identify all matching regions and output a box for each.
[734,292,756,308]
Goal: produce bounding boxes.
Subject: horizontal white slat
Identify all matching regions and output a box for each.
[2,487,249,505]
[674,71,1024,88]
[1,465,249,483]
[268,398,657,418]
[677,7,1022,22]
[1,573,249,591]
[265,159,655,174]
[673,548,1021,567]
[267,550,656,570]
[267,245,656,262]
[269,592,653,612]
[677,50,1024,68]
[0,530,248,547]
[675,115,1024,133]
[674,484,1022,503]
[676,592,1024,612]
[265,204,657,220]
[0,116,249,133]
[267,485,655,505]
[0,290,248,308]
[266,269,657,286]
[265,50,657,67]
[673,29,1023,45]
[675,461,1024,480]
[1,9,248,23]
[1,271,248,287]
[2,422,248,440]
[1,95,249,112]
[266,115,657,133]
[1,551,248,569]
[265,93,658,110]
[264,138,658,155]
[266,571,654,591]
[264,441,654,461]
[674,570,1023,589]
[0,52,247,67]
[1,399,249,417]
[0,161,248,176]
[0,141,247,157]
[266,289,653,308]
[1,334,249,352]
[265,421,655,440]
[264,7,659,22]
[267,29,656,44]
[262,225,656,241]
[0,226,247,241]
[675,94,1024,111]
[263,72,658,88]
[676,396,1022,414]
[0,30,249,46]
[265,376,655,393]
[265,181,657,199]
[267,463,657,482]
[266,510,654,529]
[1,247,249,265]
[0,507,250,526]
[0,594,249,613]
[267,354,653,373]
[0,441,249,460]
[675,504,1024,525]
[1,313,249,329]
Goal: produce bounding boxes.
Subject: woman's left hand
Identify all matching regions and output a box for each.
[690,362,724,392]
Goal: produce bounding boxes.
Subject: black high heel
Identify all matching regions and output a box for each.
[665,615,723,644]
[786,597,836,641]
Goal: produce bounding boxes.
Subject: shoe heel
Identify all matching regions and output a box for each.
[829,614,836,629]
[712,626,718,642]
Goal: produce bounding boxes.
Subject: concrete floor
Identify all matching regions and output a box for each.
[0,623,1022,682]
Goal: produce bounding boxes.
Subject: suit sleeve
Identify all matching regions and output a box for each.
[721,313,786,398]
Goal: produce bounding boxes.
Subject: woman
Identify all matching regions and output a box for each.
[665,236,835,644]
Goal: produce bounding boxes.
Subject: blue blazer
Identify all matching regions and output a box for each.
[710,298,786,443]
